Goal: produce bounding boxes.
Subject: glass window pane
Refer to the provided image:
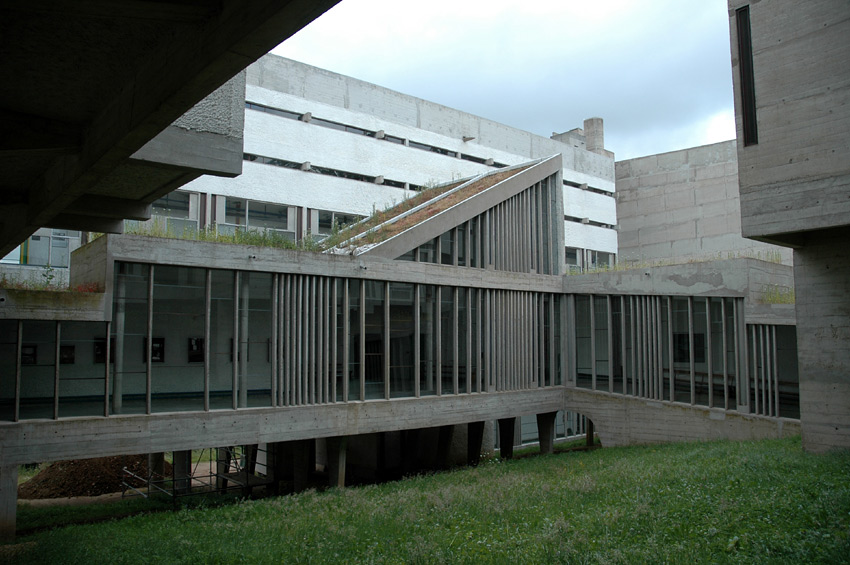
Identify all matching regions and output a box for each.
[152,191,191,219]
[112,262,150,415]
[58,321,107,418]
[151,265,205,413]
[225,198,247,226]
[364,280,385,400]
[210,269,235,409]
[389,283,415,398]
[249,202,289,231]
[420,285,437,396]
[19,321,56,420]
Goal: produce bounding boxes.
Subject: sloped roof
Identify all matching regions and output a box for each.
[325,156,562,259]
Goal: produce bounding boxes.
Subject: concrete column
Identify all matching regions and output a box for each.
[401,428,420,475]
[0,464,17,541]
[537,411,557,454]
[173,450,192,495]
[436,425,454,469]
[467,421,485,466]
[795,230,850,452]
[292,439,313,492]
[498,417,516,459]
[148,452,165,479]
[326,436,348,488]
[266,441,288,495]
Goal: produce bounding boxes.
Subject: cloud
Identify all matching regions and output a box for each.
[274,0,736,160]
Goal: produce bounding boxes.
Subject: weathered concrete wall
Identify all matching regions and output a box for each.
[794,228,850,452]
[567,388,800,447]
[616,141,791,265]
[132,71,246,178]
[729,0,850,243]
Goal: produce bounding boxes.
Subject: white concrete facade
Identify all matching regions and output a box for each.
[175,55,618,266]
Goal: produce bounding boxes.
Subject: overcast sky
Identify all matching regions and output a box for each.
[272,0,736,161]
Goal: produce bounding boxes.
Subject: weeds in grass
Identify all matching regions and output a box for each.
[11,437,850,563]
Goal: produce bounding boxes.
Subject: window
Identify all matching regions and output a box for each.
[736,6,758,146]
[218,197,294,239]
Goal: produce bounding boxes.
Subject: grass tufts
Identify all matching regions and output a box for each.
[9,437,850,563]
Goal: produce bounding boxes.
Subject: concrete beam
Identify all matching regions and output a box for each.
[65,195,152,221]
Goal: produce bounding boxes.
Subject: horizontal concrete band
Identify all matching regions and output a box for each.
[0,388,566,466]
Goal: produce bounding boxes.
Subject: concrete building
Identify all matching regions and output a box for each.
[0,159,800,539]
[727,0,850,452]
[616,140,792,267]
[137,55,619,273]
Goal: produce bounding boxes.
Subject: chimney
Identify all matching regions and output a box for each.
[584,117,605,155]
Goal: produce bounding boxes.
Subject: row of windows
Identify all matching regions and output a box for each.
[563,179,614,198]
[245,102,509,169]
[148,191,363,240]
[564,215,616,231]
[243,153,421,191]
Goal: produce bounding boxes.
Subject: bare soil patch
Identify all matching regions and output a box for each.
[18,456,173,499]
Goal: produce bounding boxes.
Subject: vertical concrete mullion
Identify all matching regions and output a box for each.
[492,290,497,391]
[656,297,663,399]
[548,293,556,391]
[233,271,240,410]
[342,279,350,402]
[536,184,544,273]
[535,294,543,386]
[296,276,303,405]
[271,274,279,407]
[705,299,713,408]
[315,277,323,404]
[146,265,154,414]
[476,213,482,270]
[102,321,110,417]
[771,325,779,417]
[565,294,576,384]
[635,297,642,397]
[619,296,626,395]
[359,279,365,401]
[324,277,331,403]
[453,287,459,394]
[204,270,211,411]
[752,326,760,415]
[529,293,535,388]
[452,227,459,267]
[666,296,674,401]
[589,295,597,390]
[310,277,317,404]
[14,321,21,422]
[482,289,489,392]
[759,325,767,415]
[687,296,695,405]
[466,288,472,394]
[475,288,482,392]
[414,284,421,398]
[384,282,391,400]
[630,297,637,396]
[529,188,537,273]
[435,286,442,396]
[53,321,60,420]
[330,278,337,403]
[737,298,750,411]
[607,295,613,393]
[721,297,728,410]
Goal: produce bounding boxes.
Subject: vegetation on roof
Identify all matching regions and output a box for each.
[323,165,530,251]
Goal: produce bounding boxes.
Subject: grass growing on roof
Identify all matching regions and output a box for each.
[9,436,850,563]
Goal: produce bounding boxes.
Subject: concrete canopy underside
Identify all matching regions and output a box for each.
[0,0,341,257]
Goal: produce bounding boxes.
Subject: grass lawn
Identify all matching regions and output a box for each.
[6,436,850,564]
